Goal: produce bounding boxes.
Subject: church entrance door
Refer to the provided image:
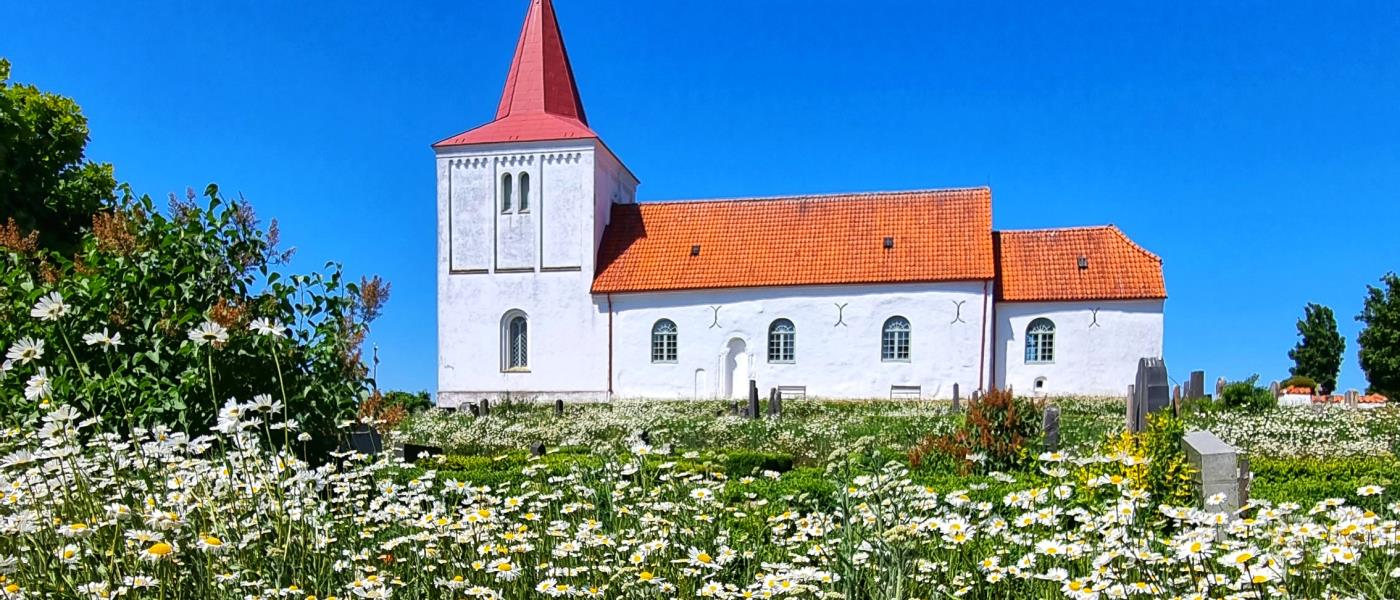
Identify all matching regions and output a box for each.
[723,338,749,399]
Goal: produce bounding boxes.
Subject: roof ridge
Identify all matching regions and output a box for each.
[998,224,1163,265]
[639,186,991,207]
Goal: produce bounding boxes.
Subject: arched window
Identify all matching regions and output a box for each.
[651,319,677,363]
[503,311,528,371]
[882,316,911,361]
[1025,318,1055,364]
[501,173,513,213]
[518,172,530,212]
[768,319,795,363]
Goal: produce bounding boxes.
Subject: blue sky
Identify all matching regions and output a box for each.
[7,1,1399,394]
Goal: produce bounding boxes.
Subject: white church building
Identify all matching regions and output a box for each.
[434,0,1166,404]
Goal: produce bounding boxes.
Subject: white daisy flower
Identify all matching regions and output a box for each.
[6,338,44,365]
[249,317,287,337]
[30,291,71,321]
[81,328,123,351]
[188,321,229,346]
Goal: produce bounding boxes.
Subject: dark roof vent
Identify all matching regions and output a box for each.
[883,236,895,249]
[690,244,701,256]
[1077,256,1089,270]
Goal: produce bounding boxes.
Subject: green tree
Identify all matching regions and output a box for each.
[0,58,117,252]
[1358,273,1400,399]
[1288,303,1345,394]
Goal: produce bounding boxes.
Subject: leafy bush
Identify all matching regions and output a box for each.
[909,388,1041,473]
[0,186,388,453]
[1221,375,1277,412]
[1280,375,1318,391]
[723,450,794,475]
[1251,456,1400,505]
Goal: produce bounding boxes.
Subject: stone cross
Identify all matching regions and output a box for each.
[1042,405,1061,452]
[952,383,961,412]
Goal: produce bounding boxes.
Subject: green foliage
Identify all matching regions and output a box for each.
[1221,375,1277,412]
[722,450,794,476]
[1139,412,1197,506]
[1251,456,1400,505]
[0,186,387,454]
[1280,375,1318,391]
[0,58,117,253]
[911,388,1041,473]
[382,389,432,413]
[1357,273,1400,399]
[1289,303,1345,394]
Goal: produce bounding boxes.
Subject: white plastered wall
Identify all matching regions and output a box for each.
[436,138,637,406]
[609,281,994,399]
[994,299,1164,397]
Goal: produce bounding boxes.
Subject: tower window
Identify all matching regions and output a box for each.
[519,172,530,212]
[882,316,911,361]
[1025,318,1055,364]
[502,310,528,371]
[651,319,677,363]
[768,319,795,363]
[501,173,513,213]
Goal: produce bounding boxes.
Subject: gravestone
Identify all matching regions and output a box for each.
[768,388,782,418]
[467,403,481,417]
[952,383,961,412]
[529,442,546,457]
[747,380,760,420]
[348,423,383,455]
[1042,405,1061,452]
[1268,381,1280,398]
[1183,430,1248,514]
[1172,385,1181,404]
[1346,389,1359,409]
[972,390,982,403]
[1215,377,1226,400]
[480,399,491,416]
[1129,358,1169,433]
[729,401,740,416]
[1189,371,1206,399]
[554,399,564,417]
[638,430,652,445]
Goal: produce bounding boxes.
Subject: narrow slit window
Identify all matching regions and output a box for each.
[519,172,530,212]
[501,173,513,213]
[504,312,528,370]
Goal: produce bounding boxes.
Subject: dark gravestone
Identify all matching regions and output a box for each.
[348,423,383,455]
[402,443,443,464]
[768,388,782,418]
[729,401,740,416]
[1043,405,1061,452]
[747,380,760,420]
[480,399,491,416]
[1130,357,1170,433]
[1188,371,1206,399]
[1172,385,1181,405]
[638,430,652,445]
[529,442,546,457]
[554,398,564,417]
[468,403,481,417]
[952,383,961,412]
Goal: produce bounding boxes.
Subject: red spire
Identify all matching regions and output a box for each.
[435,0,596,147]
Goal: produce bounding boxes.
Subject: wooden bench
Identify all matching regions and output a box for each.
[777,385,807,400]
[890,385,922,400]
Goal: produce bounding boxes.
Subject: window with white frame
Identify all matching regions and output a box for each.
[1025,318,1055,364]
[503,311,528,371]
[768,319,795,363]
[518,172,530,212]
[882,316,911,361]
[501,173,513,213]
[651,319,677,363]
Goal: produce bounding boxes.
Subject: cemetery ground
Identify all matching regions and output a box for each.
[8,393,1400,599]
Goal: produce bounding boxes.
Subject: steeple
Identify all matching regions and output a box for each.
[435,0,596,147]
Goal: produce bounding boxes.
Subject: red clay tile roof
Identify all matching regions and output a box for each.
[592,188,995,294]
[994,226,1165,302]
[434,0,596,147]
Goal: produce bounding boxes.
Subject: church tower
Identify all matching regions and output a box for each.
[434,0,637,405]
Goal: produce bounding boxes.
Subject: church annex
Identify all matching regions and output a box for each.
[434,0,1166,404]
